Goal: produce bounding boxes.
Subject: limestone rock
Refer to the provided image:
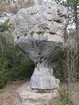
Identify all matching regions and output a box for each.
[0,12,12,24]
[17,82,59,105]
[10,0,68,90]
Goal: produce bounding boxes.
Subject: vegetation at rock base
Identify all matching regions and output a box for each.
[0,21,11,32]
[0,22,34,89]
[50,88,68,105]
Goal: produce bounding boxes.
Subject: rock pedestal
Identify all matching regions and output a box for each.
[30,67,60,89]
[10,0,68,90]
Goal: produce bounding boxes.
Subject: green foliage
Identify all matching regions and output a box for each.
[58,88,68,102]
[54,46,78,82]
[0,22,34,89]
[0,21,11,32]
[0,39,34,88]
[67,0,78,6]
[0,69,9,89]
[50,88,68,105]
[54,51,68,82]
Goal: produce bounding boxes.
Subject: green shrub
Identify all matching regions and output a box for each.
[0,69,9,89]
[0,21,11,32]
[0,23,34,88]
[0,42,34,88]
[50,88,68,105]
[0,41,34,89]
[58,88,68,102]
[54,51,68,82]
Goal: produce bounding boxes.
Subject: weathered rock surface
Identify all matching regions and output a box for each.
[10,0,68,90]
[0,12,12,24]
[17,82,59,105]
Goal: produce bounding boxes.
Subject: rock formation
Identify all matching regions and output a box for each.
[10,0,68,90]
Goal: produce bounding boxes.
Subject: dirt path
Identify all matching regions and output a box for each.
[0,81,79,105]
[0,80,26,105]
[70,83,79,105]
[61,82,79,105]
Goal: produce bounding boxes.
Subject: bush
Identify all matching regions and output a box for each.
[0,41,34,88]
[50,88,68,105]
[54,51,68,82]
[0,21,10,32]
[0,39,34,89]
[0,69,9,89]
[0,22,34,89]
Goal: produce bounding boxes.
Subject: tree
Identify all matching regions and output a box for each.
[64,1,79,105]
[55,0,79,105]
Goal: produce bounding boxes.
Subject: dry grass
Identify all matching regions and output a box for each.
[50,82,79,105]
[0,0,34,13]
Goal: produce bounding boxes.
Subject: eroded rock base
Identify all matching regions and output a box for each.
[30,67,60,89]
[17,82,59,105]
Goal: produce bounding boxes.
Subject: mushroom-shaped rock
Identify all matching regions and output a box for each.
[10,0,68,90]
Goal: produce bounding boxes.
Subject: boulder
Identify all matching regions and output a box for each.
[10,0,68,90]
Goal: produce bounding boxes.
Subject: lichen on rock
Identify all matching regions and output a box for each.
[10,0,68,90]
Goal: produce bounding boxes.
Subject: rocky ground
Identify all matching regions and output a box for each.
[0,81,79,105]
[0,81,26,105]
[70,82,79,105]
